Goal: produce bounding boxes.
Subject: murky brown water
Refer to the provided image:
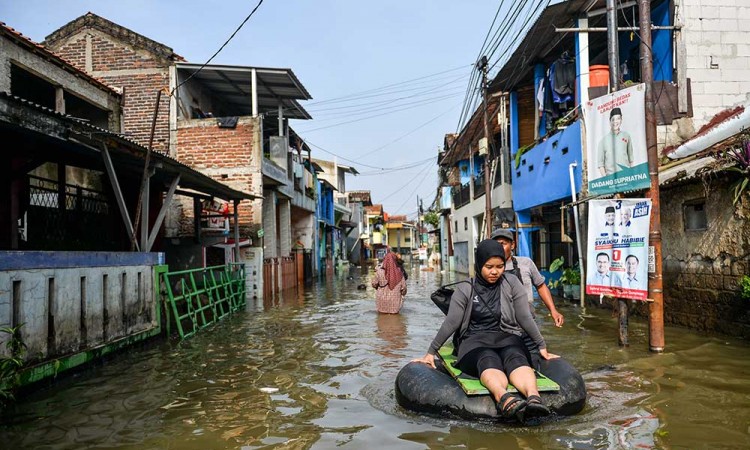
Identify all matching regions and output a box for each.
[2,266,749,449]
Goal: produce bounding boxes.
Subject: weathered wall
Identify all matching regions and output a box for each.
[615,176,750,338]
[175,116,263,232]
[0,34,121,129]
[0,252,159,360]
[45,28,171,153]
[682,0,750,128]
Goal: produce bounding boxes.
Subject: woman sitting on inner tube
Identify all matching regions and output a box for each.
[412,239,560,423]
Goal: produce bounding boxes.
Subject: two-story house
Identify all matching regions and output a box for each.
[440,0,750,336]
[42,13,317,299]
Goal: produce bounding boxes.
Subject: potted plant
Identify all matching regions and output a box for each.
[547,257,581,300]
[562,265,582,300]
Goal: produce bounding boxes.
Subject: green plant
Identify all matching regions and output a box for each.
[741,275,750,301]
[722,138,749,204]
[514,142,536,169]
[562,266,581,285]
[0,324,27,406]
[547,257,581,289]
[423,211,440,228]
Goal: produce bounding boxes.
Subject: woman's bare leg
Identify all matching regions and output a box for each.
[507,366,540,398]
[479,368,510,403]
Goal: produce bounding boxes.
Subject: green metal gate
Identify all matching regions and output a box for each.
[161,263,246,339]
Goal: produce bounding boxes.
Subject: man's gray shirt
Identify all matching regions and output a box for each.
[505,256,546,305]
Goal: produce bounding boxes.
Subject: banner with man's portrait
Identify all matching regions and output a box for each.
[586,199,652,300]
[584,83,649,196]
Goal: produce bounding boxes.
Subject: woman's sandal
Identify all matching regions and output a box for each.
[497,392,527,421]
[523,394,551,420]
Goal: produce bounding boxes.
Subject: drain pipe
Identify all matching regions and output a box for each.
[569,162,585,308]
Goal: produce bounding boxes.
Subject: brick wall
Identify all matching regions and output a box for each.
[48,31,171,153]
[176,117,263,235]
[683,0,750,128]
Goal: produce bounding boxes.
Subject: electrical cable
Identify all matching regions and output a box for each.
[391,162,435,214]
[305,139,435,171]
[377,160,436,204]
[296,92,463,133]
[171,0,264,97]
[352,101,463,159]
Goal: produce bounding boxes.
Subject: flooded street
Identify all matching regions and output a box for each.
[2,266,749,450]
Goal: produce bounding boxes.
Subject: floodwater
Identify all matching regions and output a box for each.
[2,265,749,450]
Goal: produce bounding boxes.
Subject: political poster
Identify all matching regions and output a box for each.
[586,199,652,300]
[584,83,649,196]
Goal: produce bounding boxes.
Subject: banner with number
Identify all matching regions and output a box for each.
[586,199,652,300]
[584,83,649,196]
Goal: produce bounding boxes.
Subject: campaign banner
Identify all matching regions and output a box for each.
[584,84,649,196]
[586,199,652,300]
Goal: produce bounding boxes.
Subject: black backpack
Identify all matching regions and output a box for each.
[430,280,473,355]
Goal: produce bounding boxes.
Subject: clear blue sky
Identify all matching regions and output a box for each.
[3,0,534,217]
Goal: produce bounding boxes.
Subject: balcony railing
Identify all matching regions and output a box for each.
[473,174,485,199]
[452,183,471,209]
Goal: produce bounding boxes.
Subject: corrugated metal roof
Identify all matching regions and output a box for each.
[176,63,312,120]
[1,92,258,201]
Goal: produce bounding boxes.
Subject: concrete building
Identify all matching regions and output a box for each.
[0,22,253,382]
[346,190,373,265]
[438,0,750,336]
[42,13,316,298]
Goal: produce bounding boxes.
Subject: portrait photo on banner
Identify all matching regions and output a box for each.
[586,199,652,300]
[584,83,650,196]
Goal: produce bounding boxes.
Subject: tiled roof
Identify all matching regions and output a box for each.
[1,22,121,96]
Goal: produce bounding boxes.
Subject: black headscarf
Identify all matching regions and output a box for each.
[474,239,507,286]
[473,239,507,313]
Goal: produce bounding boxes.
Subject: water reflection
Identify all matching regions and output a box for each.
[375,313,408,363]
[1,268,749,450]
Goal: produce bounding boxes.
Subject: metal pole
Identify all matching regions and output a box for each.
[568,163,585,308]
[606,0,620,92]
[233,199,241,264]
[639,0,665,352]
[480,56,493,238]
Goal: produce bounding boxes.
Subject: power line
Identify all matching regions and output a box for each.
[306,139,435,171]
[392,163,435,214]
[171,0,264,96]
[303,89,465,122]
[304,64,472,107]
[377,161,435,204]
[352,101,462,159]
[304,72,471,112]
[297,92,463,133]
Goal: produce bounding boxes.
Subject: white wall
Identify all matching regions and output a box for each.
[682,0,750,126]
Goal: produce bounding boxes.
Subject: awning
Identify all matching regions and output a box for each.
[1,92,258,201]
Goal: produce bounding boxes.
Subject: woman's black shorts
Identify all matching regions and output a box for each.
[456,334,531,378]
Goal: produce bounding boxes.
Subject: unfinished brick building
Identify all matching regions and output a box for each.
[43,13,317,297]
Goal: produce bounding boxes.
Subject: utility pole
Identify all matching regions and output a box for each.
[639,0,665,352]
[606,0,620,91]
[479,55,493,238]
[606,0,629,346]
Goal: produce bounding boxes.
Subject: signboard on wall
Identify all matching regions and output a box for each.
[584,83,649,196]
[586,199,652,300]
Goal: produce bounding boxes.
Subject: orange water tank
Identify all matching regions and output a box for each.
[589,65,610,88]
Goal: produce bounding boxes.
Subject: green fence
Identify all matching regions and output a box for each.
[161,263,246,339]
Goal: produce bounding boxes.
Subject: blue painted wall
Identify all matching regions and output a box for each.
[317,183,334,226]
[0,251,162,270]
[511,120,583,212]
[618,2,672,82]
